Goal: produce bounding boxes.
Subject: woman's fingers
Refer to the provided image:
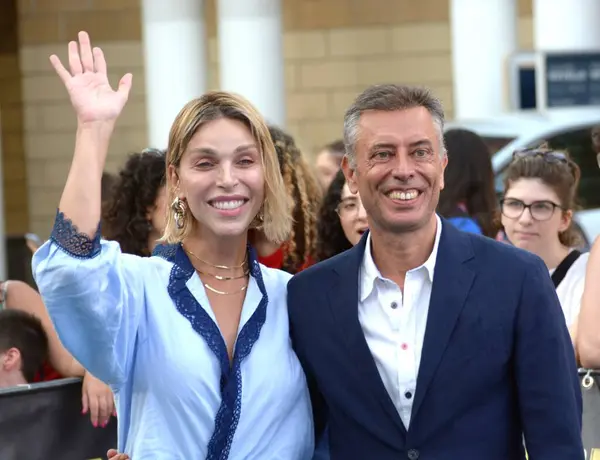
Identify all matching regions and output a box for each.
[49,55,71,85]
[78,31,95,73]
[88,392,99,427]
[67,40,82,75]
[98,394,111,427]
[93,47,107,75]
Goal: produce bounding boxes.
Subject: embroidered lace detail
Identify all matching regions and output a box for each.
[153,243,178,261]
[50,210,101,259]
[167,244,268,460]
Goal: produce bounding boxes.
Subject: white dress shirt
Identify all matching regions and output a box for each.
[358,215,442,428]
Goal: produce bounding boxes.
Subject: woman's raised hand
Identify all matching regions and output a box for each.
[50,31,132,125]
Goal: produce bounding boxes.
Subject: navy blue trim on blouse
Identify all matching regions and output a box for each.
[50,210,102,259]
[155,243,268,460]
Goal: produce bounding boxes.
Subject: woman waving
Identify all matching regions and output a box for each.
[33,32,313,459]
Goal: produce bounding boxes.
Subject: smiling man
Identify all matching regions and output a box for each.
[288,84,583,460]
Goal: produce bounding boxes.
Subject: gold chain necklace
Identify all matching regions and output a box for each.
[185,248,247,270]
[184,247,249,295]
[204,283,247,295]
[197,269,249,281]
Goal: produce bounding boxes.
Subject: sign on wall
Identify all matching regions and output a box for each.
[545,52,600,108]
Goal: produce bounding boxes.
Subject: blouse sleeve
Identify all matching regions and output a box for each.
[32,211,146,387]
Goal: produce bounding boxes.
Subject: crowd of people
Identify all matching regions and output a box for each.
[1,30,600,459]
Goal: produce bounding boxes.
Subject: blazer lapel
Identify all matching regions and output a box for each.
[329,233,407,436]
[411,220,476,421]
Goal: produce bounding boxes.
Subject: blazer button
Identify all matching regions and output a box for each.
[407,449,419,460]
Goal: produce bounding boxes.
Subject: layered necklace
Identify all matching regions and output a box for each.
[185,248,249,296]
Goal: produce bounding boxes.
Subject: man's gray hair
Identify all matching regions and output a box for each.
[343,84,447,168]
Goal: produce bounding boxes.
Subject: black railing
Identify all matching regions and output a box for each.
[0,378,117,460]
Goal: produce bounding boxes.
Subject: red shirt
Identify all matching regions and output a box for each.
[257,246,285,269]
[32,361,62,383]
[257,246,314,273]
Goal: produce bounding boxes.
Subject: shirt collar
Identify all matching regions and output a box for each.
[360,214,443,302]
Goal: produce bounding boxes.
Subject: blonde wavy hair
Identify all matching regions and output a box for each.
[160,92,292,245]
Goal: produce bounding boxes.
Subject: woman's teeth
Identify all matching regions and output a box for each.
[387,190,419,201]
[211,200,245,210]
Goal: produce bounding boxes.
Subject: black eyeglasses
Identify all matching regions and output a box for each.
[500,198,563,221]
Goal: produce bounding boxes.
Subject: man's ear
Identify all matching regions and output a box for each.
[341,156,359,194]
[439,153,448,190]
[2,347,21,372]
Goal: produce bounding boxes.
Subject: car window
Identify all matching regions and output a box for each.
[495,124,600,210]
[545,126,600,209]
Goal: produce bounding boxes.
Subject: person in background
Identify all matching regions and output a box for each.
[0,309,48,388]
[101,171,118,206]
[572,131,600,367]
[315,139,345,190]
[576,236,600,367]
[316,169,367,262]
[102,149,167,257]
[250,125,321,274]
[0,279,116,426]
[437,128,499,237]
[500,147,588,340]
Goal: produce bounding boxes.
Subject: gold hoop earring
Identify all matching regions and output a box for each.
[171,197,187,230]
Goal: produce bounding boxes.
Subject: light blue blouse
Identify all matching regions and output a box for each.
[32,212,314,459]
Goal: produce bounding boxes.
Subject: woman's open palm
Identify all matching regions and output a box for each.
[50,31,132,124]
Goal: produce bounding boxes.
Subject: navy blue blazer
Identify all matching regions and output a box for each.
[288,219,583,460]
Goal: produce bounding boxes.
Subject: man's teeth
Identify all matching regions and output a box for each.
[211,200,245,210]
[388,190,419,200]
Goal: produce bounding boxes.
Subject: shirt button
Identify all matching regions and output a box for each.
[390,301,398,309]
[407,449,420,460]
[404,391,412,399]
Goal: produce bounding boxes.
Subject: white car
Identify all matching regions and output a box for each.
[446,110,600,247]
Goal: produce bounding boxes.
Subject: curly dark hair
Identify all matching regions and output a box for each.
[102,149,166,257]
[316,169,353,261]
[101,172,118,204]
[267,125,322,273]
[438,129,500,238]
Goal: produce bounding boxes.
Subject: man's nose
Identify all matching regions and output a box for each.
[391,152,415,179]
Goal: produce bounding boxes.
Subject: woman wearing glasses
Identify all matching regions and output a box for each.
[316,169,367,262]
[500,147,589,340]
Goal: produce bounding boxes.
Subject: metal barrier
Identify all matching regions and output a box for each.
[0,378,117,460]
[1,371,598,459]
